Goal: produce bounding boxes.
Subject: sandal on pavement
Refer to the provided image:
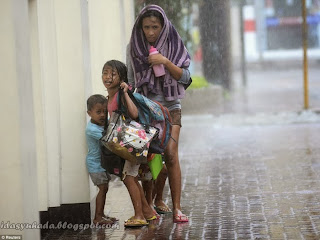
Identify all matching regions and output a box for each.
[124,218,149,228]
[154,204,172,214]
[152,209,161,219]
[173,211,189,223]
[124,216,134,223]
[146,215,157,221]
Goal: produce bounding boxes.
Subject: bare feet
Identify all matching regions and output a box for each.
[102,214,119,222]
[93,217,114,225]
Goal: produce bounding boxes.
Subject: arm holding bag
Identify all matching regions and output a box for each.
[100,90,159,164]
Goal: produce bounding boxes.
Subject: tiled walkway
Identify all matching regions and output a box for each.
[42,66,320,239]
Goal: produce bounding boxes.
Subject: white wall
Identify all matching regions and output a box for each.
[87,0,135,214]
[37,0,62,209]
[0,0,39,239]
[88,0,134,95]
[0,0,134,237]
[0,0,24,233]
[54,0,89,205]
[29,0,48,212]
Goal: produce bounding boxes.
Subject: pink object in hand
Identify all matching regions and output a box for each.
[149,46,165,77]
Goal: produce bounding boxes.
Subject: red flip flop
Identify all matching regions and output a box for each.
[173,211,189,223]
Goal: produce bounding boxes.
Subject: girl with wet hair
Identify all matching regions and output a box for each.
[102,60,128,85]
[101,60,156,227]
[127,5,191,223]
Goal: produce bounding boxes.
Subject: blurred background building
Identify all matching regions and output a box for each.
[242,0,320,61]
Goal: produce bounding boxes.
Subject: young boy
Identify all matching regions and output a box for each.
[86,94,118,225]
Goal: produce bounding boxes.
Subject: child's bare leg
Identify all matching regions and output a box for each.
[93,183,111,223]
[136,178,155,219]
[154,165,171,212]
[123,175,145,220]
[142,180,154,209]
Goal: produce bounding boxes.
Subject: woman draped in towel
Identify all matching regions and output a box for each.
[127,4,191,223]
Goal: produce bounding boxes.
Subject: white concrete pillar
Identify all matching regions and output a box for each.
[81,0,93,101]
[29,0,49,212]
[0,0,40,239]
[54,0,90,204]
[120,0,135,58]
[37,0,62,208]
[31,0,91,212]
[88,0,135,95]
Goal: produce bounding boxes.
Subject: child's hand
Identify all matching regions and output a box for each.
[120,82,129,93]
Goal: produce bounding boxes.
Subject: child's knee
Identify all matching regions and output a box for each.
[98,183,109,193]
[123,175,134,185]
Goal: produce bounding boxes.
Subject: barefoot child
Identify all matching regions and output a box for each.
[86,94,118,225]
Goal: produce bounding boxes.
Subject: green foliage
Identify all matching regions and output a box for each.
[189,76,209,89]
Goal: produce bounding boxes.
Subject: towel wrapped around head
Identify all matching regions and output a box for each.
[130,4,191,101]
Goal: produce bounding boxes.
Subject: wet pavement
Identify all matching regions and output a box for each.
[222,66,320,115]
[42,66,320,239]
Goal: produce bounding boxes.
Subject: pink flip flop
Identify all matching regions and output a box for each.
[173,211,189,223]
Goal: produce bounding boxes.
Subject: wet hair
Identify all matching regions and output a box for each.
[102,60,128,83]
[87,94,107,111]
[138,9,164,28]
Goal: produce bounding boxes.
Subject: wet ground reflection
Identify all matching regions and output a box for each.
[43,118,320,239]
[42,66,320,239]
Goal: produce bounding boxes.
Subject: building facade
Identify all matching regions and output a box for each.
[0,0,134,239]
[243,0,320,61]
